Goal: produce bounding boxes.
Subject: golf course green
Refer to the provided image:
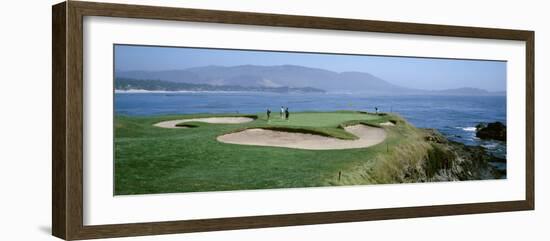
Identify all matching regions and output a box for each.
[114,110,450,195]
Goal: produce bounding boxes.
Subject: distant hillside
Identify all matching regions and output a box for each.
[116,65,504,96]
[115,78,325,93]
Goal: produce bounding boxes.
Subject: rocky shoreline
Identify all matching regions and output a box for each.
[422,128,505,181]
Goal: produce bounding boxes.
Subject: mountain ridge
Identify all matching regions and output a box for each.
[115,78,325,93]
[116,65,505,96]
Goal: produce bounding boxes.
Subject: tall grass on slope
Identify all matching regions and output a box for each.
[368,122,432,184]
[334,114,448,185]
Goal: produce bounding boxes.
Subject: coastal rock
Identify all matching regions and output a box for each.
[476,122,506,142]
[422,128,504,180]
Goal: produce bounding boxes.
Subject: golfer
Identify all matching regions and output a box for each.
[285,107,289,120]
[266,108,271,120]
[280,106,285,119]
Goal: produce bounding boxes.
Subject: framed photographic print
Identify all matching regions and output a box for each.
[52,1,534,240]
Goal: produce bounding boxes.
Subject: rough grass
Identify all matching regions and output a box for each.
[330,113,433,185]
[114,111,442,195]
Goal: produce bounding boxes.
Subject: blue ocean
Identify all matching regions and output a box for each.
[115,92,506,159]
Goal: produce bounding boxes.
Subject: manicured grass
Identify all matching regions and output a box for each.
[114,111,430,195]
[262,111,379,127]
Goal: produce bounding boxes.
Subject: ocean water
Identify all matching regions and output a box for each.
[115,92,506,158]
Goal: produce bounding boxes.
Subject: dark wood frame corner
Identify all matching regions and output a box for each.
[52,1,534,240]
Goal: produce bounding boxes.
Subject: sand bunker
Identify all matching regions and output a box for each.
[154,117,254,128]
[217,124,386,150]
[379,121,396,126]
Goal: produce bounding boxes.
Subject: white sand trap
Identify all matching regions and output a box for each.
[217,124,386,150]
[154,117,254,128]
[380,121,396,126]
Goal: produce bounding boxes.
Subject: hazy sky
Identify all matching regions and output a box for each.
[115,45,507,92]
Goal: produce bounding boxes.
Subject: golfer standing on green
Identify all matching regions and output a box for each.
[285,107,289,120]
[280,106,285,119]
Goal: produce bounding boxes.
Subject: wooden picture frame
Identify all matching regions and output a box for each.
[52,1,534,240]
